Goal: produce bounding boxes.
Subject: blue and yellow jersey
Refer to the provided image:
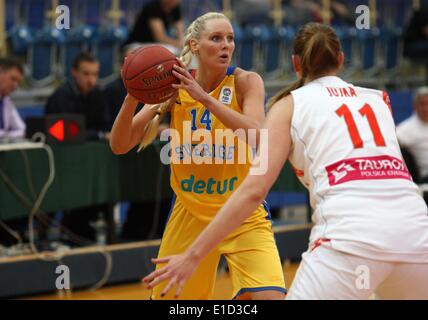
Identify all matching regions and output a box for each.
[169,66,267,223]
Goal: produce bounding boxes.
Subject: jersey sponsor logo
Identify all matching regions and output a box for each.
[220,86,233,104]
[326,155,411,186]
[180,175,238,194]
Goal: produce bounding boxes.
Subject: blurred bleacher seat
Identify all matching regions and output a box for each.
[60,25,95,80]
[7,25,33,55]
[92,25,128,85]
[27,27,64,87]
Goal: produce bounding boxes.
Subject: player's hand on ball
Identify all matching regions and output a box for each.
[172,59,209,103]
[142,253,200,298]
[124,93,139,105]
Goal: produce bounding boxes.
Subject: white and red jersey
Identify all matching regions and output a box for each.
[290,76,428,263]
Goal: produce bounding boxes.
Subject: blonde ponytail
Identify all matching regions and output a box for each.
[137,12,230,151]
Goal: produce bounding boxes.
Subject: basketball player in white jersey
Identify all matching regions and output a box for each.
[144,23,428,299]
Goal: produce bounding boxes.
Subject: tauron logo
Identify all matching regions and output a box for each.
[331,162,356,183]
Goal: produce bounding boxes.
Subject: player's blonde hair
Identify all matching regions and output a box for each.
[267,23,342,109]
[138,12,230,151]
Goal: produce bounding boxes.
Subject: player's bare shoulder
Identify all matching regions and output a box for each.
[233,68,264,107]
[234,67,264,92]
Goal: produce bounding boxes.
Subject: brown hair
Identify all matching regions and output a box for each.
[267,23,342,109]
[72,51,98,70]
[0,57,24,74]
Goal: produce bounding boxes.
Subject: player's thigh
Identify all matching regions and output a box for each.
[287,244,388,300]
[151,201,220,299]
[376,263,428,300]
[221,221,286,300]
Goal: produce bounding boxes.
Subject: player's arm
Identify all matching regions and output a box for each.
[184,95,293,261]
[149,18,182,49]
[144,95,294,297]
[110,95,174,154]
[172,61,265,134]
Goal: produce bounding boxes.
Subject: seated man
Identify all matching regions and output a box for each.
[397,87,428,184]
[45,51,110,141]
[0,57,25,141]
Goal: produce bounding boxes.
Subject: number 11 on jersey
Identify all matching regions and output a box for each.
[336,103,386,149]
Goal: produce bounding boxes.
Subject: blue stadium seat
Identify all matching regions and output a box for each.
[7,25,34,55]
[27,27,64,87]
[92,25,128,85]
[388,90,413,125]
[356,27,382,75]
[382,27,403,72]
[237,25,265,71]
[260,26,285,78]
[280,25,296,75]
[335,26,357,71]
[17,105,44,120]
[60,25,95,80]
[230,22,243,67]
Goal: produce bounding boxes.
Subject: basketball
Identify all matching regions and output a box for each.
[122,45,179,104]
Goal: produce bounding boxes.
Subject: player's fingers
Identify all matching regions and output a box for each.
[160,277,177,298]
[172,70,191,84]
[175,280,186,299]
[172,83,184,89]
[142,266,168,283]
[175,58,187,69]
[172,69,186,80]
[173,64,192,79]
[151,256,173,264]
[148,271,173,290]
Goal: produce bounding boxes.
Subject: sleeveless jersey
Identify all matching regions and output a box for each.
[169,66,266,223]
[290,76,428,262]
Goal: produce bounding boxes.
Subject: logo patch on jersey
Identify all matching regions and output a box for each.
[326,155,412,186]
[220,86,233,105]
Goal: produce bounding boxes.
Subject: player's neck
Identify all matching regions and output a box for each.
[304,71,339,84]
[196,67,228,93]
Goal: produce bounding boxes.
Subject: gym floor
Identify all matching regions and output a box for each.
[26,262,299,300]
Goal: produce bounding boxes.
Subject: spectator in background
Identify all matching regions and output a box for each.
[124,0,184,54]
[397,87,428,184]
[282,0,318,26]
[282,0,353,26]
[0,57,25,140]
[45,52,112,243]
[403,5,428,84]
[233,0,273,27]
[45,52,111,141]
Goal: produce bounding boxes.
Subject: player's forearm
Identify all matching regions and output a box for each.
[202,94,262,135]
[186,177,267,262]
[110,96,140,154]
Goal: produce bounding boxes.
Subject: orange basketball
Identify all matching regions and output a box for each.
[122,45,179,104]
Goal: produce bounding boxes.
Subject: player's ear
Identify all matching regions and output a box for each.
[292,55,301,76]
[338,51,345,69]
[190,39,198,55]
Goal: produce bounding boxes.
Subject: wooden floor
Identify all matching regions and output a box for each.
[28,262,299,300]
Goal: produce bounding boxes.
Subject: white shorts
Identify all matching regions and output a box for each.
[286,241,428,300]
